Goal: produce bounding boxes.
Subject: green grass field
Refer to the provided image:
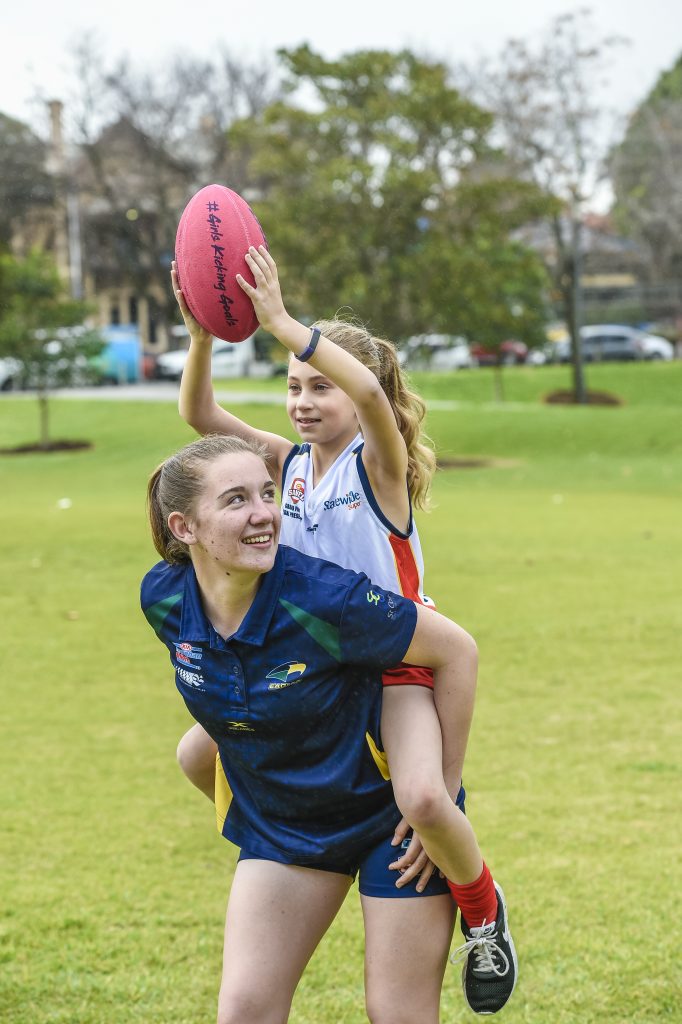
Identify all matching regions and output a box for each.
[1,364,681,1023]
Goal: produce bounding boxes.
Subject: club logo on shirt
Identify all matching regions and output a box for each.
[367,590,381,605]
[288,478,305,505]
[266,660,307,690]
[175,642,203,664]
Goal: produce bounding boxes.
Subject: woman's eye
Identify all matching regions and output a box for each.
[227,495,245,505]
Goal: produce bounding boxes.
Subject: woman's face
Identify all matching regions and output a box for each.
[186,452,280,575]
[286,357,359,446]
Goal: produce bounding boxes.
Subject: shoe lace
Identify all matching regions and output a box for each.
[450,921,510,977]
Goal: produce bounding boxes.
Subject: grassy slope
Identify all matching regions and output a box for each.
[0,368,680,1022]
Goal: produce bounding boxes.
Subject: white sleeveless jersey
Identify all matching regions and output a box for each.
[280,434,431,605]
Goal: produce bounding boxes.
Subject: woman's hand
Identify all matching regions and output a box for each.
[171,261,212,345]
[389,818,439,893]
[236,246,289,337]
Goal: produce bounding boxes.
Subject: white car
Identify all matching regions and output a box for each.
[555,325,674,363]
[155,336,256,381]
[0,356,22,391]
[399,334,477,371]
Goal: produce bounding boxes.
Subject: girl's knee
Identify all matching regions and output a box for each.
[393,777,448,831]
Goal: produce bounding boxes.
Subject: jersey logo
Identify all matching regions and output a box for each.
[288,477,305,505]
[225,721,254,732]
[266,660,307,689]
[322,489,362,511]
[175,642,202,663]
[366,590,381,605]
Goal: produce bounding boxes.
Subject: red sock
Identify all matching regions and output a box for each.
[447,862,497,930]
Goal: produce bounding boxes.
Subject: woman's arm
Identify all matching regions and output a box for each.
[172,262,295,486]
[237,248,408,487]
[401,605,479,799]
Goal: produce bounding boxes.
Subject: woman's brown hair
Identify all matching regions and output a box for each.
[147,434,269,563]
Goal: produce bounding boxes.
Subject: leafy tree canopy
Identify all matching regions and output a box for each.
[227,46,552,350]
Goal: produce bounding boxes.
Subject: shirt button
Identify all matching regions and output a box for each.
[234,685,241,695]
[234,665,242,676]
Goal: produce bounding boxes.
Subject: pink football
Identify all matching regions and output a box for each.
[175,183,267,343]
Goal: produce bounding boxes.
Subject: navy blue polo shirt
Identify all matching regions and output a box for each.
[141,545,418,866]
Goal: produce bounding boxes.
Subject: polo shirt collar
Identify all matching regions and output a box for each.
[178,547,287,647]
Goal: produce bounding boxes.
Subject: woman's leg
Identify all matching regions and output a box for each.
[381,685,483,884]
[361,891,454,1024]
[176,722,218,800]
[217,859,352,1024]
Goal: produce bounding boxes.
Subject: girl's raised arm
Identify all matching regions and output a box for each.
[237,248,408,488]
[172,263,294,487]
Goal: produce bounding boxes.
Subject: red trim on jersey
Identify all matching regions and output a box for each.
[382,663,434,689]
[388,533,422,603]
[384,535,434,687]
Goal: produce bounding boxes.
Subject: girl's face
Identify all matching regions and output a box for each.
[286,357,359,447]
[184,452,280,575]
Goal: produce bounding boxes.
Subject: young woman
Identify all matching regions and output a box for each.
[142,433,510,1023]
[170,247,517,1015]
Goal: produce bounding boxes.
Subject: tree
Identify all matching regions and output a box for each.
[464,11,627,402]
[610,54,682,289]
[58,37,282,343]
[226,46,551,365]
[0,251,103,449]
[0,113,54,251]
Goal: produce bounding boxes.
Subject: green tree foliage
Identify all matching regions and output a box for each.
[467,11,626,402]
[228,46,551,351]
[0,114,54,250]
[610,54,682,283]
[0,251,103,447]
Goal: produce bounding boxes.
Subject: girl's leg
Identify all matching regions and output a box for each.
[176,722,218,800]
[361,891,454,1024]
[218,859,352,1024]
[381,685,483,885]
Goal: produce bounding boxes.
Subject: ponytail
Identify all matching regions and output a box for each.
[312,319,436,509]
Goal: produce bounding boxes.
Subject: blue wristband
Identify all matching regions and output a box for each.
[296,327,321,362]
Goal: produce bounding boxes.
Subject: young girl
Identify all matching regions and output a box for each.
[170,247,517,1015]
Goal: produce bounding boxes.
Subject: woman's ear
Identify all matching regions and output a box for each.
[167,511,196,546]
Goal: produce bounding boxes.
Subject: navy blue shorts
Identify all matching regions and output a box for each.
[239,785,466,899]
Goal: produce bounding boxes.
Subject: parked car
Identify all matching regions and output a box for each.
[399,334,476,371]
[155,335,256,381]
[0,356,22,391]
[555,325,674,363]
[469,340,528,366]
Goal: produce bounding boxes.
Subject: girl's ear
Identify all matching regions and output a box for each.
[167,511,197,546]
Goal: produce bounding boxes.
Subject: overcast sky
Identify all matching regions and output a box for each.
[2,0,681,132]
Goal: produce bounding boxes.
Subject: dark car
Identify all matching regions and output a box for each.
[469,340,528,366]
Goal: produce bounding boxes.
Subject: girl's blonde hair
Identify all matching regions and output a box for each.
[311,319,436,509]
[147,434,269,564]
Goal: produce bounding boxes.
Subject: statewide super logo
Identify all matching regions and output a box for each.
[288,478,305,505]
[323,489,361,511]
[266,660,307,690]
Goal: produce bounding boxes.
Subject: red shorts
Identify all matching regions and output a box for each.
[382,662,434,689]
